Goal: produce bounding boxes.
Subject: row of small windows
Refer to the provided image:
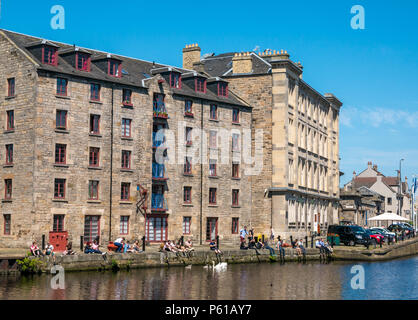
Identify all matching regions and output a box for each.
[1,178,239,207]
[56,110,132,137]
[184,186,240,206]
[2,214,240,238]
[6,77,239,124]
[183,157,240,178]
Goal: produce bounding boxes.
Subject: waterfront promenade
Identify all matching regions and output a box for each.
[1,237,418,274]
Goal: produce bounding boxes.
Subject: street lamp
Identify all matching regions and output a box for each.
[398,159,404,217]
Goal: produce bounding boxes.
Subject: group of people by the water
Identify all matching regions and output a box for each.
[237,225,333,259]
[112,237,143,253]
[30,241,57,262]
[160,238,195,256]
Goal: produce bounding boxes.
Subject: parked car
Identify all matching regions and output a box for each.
[327,225,370,246]
[370,227,395,242]
[365,229,385,244]
[388,223,412,236]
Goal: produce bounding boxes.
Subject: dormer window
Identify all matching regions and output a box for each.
[42,46,58,66]
[170,72,181,89]
[76,52,91,72]
[195,78,206,93]
[108,59,121,77]
[218,82,228,97]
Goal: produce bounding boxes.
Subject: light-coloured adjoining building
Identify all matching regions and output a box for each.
[344,162,411,220]
[183,47,343,238]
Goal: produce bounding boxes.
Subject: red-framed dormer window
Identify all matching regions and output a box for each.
[170,72,181,89]
[218,82,228,97]
[195,78,206,93]
[7,78,15,97]
[122,89,132,106]
[76,53,91,72]
[90,83,100,101]
[108,59,121,77]
[42,46,58,66]
[57,78,68,96]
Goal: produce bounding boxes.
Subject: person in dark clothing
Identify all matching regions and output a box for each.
[262,239,276,256]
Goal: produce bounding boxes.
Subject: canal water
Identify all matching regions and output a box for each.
[1,256,417,300]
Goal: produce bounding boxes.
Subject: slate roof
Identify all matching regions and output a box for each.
[201,52,271,77]
[1,29,249,108]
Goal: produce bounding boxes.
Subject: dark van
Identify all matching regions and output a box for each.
[327,225,370,246]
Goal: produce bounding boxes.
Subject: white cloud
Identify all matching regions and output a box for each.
[340,106,418,128]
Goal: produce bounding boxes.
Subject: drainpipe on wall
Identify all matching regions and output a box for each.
[109,85,114,243]
[200,99,204,245]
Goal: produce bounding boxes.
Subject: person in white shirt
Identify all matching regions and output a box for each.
[114,237,124,252]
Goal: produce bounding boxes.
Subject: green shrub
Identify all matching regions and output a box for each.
[111,259,120,272]
[17,257,45,274]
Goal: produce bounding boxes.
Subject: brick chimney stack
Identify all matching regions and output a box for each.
[367,161,372,169]
[232,52,253,74]
[183,43,201,70]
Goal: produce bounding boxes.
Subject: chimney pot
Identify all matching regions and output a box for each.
[182,43,201,70]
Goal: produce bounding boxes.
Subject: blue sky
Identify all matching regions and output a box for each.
[1,0,417,188]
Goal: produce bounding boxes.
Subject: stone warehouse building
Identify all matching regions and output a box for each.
[183,46,342,238]
[0,29,343,248]
[0,30,253,248]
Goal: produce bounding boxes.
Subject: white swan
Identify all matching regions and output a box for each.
[213,261,227,271]
[185,264,192,269]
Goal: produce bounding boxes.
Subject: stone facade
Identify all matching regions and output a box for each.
[197,50,342,239]
[0,31,252,248]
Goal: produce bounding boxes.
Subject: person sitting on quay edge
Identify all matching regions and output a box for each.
[63,241,75,255]
[43,242,56,263]
[315,238,326,255]
[209,239,222,255]
[130,240,143,253]
[92,239,106,255]
[30,241,43,257]
[276,238,285,259]
[113,237,125,253]
[262,239,276,256]
[240,226,249,244]
[184,238,194,252]
[248,236,256,249]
